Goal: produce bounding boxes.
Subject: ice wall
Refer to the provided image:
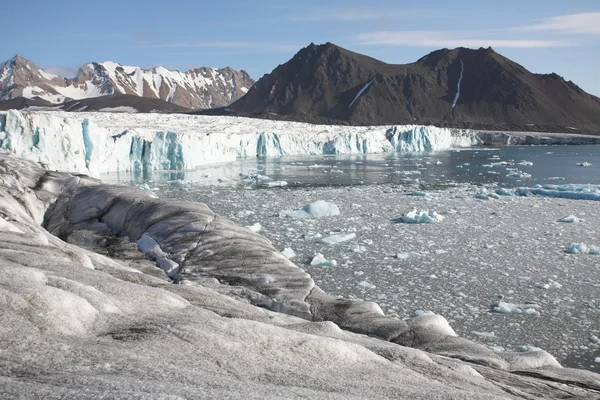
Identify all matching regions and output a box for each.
[0,110,481,177]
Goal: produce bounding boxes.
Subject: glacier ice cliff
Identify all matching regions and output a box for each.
[1,150,600,398]
[0,110,482,177]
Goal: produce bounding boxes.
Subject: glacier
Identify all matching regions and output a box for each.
[0,110,482,177]
[2,149,600,398]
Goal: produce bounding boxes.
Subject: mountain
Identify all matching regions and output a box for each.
[0,55,254,109]
[224,42,600,133]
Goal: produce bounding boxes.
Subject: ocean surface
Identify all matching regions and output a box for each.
[101,145,600,188]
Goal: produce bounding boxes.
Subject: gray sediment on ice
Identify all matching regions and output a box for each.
[1,150,600,398]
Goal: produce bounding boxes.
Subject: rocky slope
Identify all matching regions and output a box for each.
[224,43,600,133]
[0,54,254,109]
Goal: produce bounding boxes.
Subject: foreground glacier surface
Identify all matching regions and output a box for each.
[1,150,600,399]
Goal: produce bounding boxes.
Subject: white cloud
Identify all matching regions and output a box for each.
[44,66,77,77]
[291,8,404,21]
[521,12,600,35]
[355,31,570,48]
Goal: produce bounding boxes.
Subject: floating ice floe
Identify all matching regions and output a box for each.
[280,200,340,219]
[242,173,288,188]
[236,209,255,217]
[512,184,600,201]
[245,223,262,233]
[395,252,422,260]
[491,300,541,316]
[310,253,337,267]
[358,281,377,290]
[495,188,513,196]
[536,279,562,290]
[347,244,367,253]
[558,215,580,223]
[281,247,296,259]
[319,233,356,245]
[577,162,593,167]
[515,345,543,352]
[517,161,533,166]
[413,310,435,317]
[567,243,600,255]
[399,209,444,224]
[472,331,495,338]
[505,168,531,179]
[475,188,501,200]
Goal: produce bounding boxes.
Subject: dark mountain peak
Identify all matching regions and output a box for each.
[226,43,600,132]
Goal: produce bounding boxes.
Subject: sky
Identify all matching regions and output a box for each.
[3,0,600,96]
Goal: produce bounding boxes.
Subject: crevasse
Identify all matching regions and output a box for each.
[0,110,482,177]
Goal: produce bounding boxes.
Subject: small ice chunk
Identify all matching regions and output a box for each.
[491,300,541,316]
[558,215,580,223]
[577,162,592,167]
[517,161,533,166]
[567,243,600,255]
[136,233,179,277]
[536,279,562,289]
[475,188,500,200]
[395,252,421,260]
[413,310,435,317]
[236,210,255,217]
[347,244,366,253]
[263,180,288,187]
[506,169,532,179]
[472,331,495,338]
[310,253,337,267]
[281,200,340,219]
[515,345,542,352]
[400,209,444,224]
[320,233,356,245]
[358,281,377,290]
[245,223,262,233]
[281,247,296,259]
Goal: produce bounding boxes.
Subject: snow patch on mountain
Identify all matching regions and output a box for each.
[0,55,254,109]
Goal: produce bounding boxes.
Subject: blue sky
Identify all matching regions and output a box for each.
[4,0,600,95]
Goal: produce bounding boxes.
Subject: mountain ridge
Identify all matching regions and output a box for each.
[0,55,254,109]
[213,42,600,133]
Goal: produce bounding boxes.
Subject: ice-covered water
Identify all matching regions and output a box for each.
[105,145,600,373]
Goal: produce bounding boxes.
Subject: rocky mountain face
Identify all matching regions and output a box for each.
[0,55,254,109]
[226,43,600,133]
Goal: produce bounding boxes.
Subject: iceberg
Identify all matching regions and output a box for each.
[0,110,482,177]
[280,200,340,219]
[567,243,600,255]
[513,184,600,201]
[398,209,444,224]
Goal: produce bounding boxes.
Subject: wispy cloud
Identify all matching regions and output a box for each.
[355,31,570,48]
[137,41,299,52]
[290,8,404,22]
[44,66,77,77]
[520,12,600,35]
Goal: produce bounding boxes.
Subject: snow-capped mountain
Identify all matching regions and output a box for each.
[0,55,254,109]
